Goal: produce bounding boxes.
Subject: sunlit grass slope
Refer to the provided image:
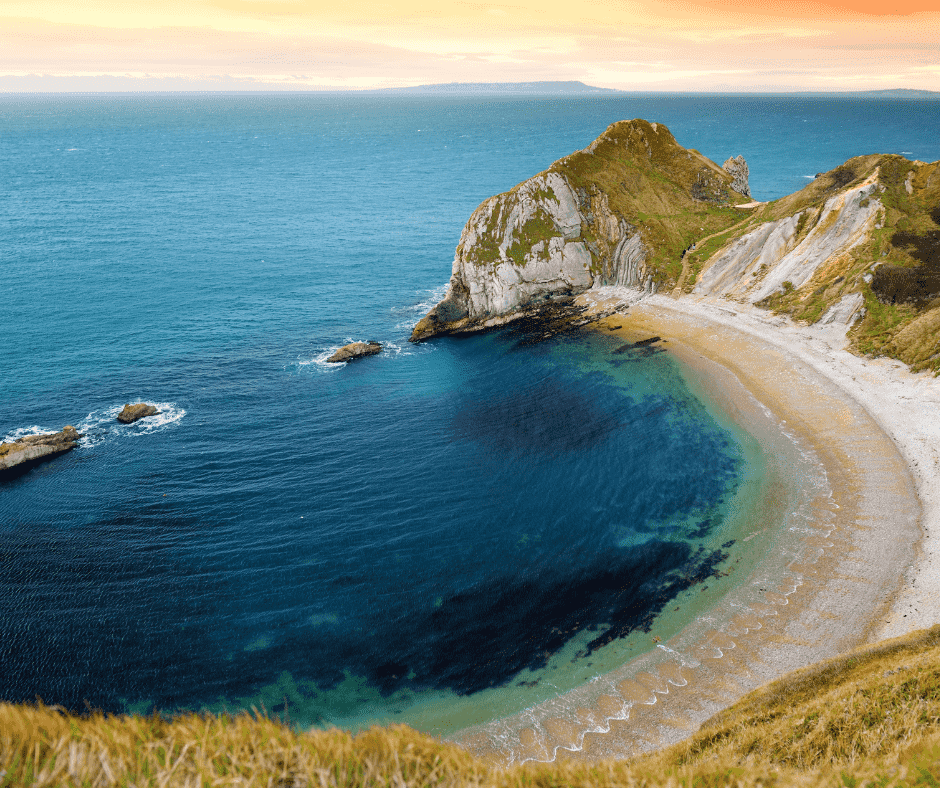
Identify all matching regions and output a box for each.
[2,626,940,787]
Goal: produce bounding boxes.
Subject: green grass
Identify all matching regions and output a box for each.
[507,209,560,266]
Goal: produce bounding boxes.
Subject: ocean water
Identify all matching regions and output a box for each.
[1,93,938,738]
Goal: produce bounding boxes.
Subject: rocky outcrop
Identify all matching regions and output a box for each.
[412,120,748,341]
[411,121,940,373]
[0,426,83,479]
[327,341,383,363]
[693,177,882,302]
[722,155,751,197]
[117,403,161,424]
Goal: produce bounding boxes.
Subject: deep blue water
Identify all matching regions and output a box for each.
[1,93,938,733]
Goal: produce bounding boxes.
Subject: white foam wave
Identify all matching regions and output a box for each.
[392,284,449,331]
[382,341,415,358]
[2,425,57,443]
[295,348,346,372]
[76,402,186,447]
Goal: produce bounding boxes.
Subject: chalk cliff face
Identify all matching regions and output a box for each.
[684,154,940,371]
[694,176,882,303]
[413,119,940,373]
[411,119,750,341]
[722,155,751,198]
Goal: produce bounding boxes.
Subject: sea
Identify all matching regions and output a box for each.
[1,92,938,752]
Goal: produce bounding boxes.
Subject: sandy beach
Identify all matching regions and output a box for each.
[624,291,940,642]
[454,287,936,764]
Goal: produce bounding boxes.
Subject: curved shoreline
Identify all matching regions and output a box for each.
[451,288,926,764]
[626,292,940,641]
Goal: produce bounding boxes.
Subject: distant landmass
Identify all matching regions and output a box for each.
[379,81,620,95]
[371,83,938,99]
[797,89,940,99]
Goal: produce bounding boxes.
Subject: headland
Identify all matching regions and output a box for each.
[411,118,940,762]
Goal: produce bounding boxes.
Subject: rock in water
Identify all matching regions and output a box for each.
[0,425,83,479]
[326,341,383,363]
[722,155,751,197]
[117,403,160,423]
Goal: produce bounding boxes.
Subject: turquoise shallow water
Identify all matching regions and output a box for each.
[0,93,937,734]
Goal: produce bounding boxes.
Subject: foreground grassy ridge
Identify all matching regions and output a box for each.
[4,627,940,787]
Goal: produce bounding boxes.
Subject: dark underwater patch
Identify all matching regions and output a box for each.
[451,378,620,455]
[0,512,732,712]
[212,537,733,700]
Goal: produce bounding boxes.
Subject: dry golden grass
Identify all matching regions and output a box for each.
[3,627,940,787]
[888,305,940,371]
[641,625,940,772]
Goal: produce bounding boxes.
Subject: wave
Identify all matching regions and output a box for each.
[294,347,348,373]
[76,402,186,447]
[2,425,57,443]
[392,284,449,332]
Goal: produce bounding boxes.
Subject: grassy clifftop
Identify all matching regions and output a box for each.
[547,119,751,285]
[3,627,940,786]
[736,156,940,373]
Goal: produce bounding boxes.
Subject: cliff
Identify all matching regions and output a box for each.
[410,119,751,341]
[412,120,940,374]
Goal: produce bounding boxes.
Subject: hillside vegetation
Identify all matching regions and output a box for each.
[415,119,940,372]
[546,120,751,284]
[3,627,940,787]
[731,155,940,373]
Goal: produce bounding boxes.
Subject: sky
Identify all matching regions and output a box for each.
[0,0,938,92]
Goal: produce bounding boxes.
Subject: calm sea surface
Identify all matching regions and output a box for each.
[1,93,937,734]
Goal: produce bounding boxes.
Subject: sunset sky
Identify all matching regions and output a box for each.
[1,0,938,92]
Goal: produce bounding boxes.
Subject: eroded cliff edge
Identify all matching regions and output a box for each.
[412,119,940,374]
[411,119,751,340]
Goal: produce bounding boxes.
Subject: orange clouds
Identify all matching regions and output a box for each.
[0,0,937,91]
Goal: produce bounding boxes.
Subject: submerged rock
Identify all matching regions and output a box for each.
[118,403,160,424]
[327,341,383,363]
[0,425,83,479]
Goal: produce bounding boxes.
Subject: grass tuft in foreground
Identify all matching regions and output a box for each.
[3,626,940,786]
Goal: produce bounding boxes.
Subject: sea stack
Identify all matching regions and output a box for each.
[326,341,383,363]
[722,155,751,197]
[118,403,160,423]
[0,425,83,478]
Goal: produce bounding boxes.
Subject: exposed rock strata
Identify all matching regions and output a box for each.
[0,426,83,479]
[412,119,940,371]
[411,120,747,341]
[722,155,751,197]
[694,177,882,303]
[327,341,383,363]
[117,403,160,423]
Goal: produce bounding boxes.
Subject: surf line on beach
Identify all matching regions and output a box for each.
[449,292,921,766]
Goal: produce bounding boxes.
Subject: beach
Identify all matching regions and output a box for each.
[453,288,934,764]
[620,292,940,641]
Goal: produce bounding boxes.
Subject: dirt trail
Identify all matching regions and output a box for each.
[671,209,763,295]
